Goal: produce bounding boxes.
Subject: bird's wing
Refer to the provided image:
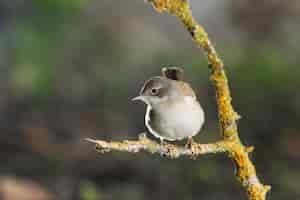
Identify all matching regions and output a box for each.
[176,81,196,98]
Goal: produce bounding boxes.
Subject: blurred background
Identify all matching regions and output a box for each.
[0,0,300,199]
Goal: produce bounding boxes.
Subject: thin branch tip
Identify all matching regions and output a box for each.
[84,138,98,143]
[264,185,272,192]
[245,146,255,153]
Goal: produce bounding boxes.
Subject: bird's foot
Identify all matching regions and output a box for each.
[159,137,171,146]
[185,137,194,148]
[186,137,198,159]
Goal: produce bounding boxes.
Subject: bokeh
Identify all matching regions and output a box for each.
[0,0,300,199]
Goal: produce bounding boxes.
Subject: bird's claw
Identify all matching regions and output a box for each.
[185,137,198,159]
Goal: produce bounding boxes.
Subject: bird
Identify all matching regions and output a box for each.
[132,67,205,146]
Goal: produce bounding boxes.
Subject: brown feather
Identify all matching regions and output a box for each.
[174,81,196,98]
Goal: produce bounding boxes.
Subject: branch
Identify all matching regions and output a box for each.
[86,133,227,159]
[146,0,271,199]
[87,0,271,199]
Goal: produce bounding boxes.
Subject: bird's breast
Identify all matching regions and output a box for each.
[146,96,205,141]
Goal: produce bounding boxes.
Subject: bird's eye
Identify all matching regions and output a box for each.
[151,88,158,95]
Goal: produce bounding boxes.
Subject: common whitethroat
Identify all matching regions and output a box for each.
[132,67,205,145]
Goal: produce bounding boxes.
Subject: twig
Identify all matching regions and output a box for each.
[86,133,227,159]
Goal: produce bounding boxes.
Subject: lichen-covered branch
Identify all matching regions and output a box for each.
[87,0,271,199]
[86,133,227,159]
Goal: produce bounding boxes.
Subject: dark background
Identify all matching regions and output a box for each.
[0,0,299,199]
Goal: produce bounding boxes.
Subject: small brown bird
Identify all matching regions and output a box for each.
[133,67,205,145]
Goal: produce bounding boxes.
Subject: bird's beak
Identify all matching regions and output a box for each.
[132,95,145,102]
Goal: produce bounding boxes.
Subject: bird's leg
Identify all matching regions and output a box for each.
[186,136,194,148]
[159,137,164,145]
[186,137,198,159]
